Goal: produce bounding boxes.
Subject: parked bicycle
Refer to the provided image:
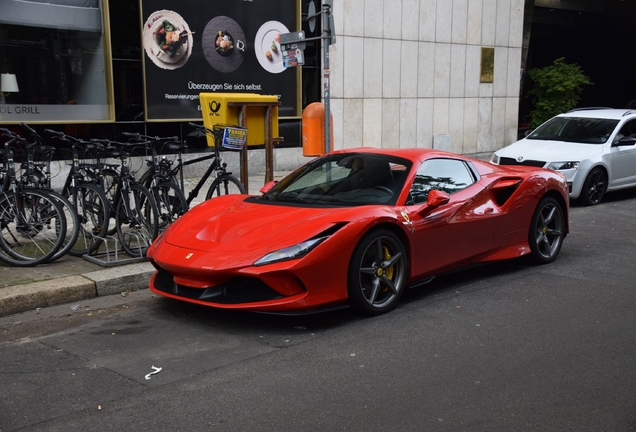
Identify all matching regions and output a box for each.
[139,123,246,211]
[89,138,159,257]
[11,123,82,263]
[0,128,68,266]
[44,129,111,256]
[122,132,187,232]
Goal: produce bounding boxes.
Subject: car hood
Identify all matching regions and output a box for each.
[497,138,604,162]
[162,195,368,260]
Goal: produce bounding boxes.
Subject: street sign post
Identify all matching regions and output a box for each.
[280,31,306,68]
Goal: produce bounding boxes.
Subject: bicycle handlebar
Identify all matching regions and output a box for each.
[121,132,179,142]
[0,129,50,152]
[43,129,63,137]
[0,128,20,139]
[43,129,95,151]
[19,122,42,140]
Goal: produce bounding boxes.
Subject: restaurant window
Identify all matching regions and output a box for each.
[0,0,114,123]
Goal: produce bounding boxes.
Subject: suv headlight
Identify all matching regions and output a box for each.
[547,161,580,171]
[490,154,500,164]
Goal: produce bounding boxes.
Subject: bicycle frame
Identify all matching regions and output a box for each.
[112,151,136,218]
[174,152,221,206]
[168,125,233,206]
[140,141,222,207]
[2,143,28,225]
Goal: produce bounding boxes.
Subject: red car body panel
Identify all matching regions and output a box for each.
[148,148,569,313]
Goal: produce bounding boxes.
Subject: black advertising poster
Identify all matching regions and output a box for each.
[140,0,298,121]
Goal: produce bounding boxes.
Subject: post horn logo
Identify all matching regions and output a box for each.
[208,101,221,116]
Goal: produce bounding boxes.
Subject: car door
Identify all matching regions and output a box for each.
[610,119,636,187]
[406,158,500,277]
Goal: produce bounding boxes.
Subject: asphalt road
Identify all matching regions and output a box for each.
[1,188,636,431]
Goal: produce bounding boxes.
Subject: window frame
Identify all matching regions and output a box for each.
[407,158,479,205]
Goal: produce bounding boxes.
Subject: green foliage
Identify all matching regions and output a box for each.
[527,57,593,129]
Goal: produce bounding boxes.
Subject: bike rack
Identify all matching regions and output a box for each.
[82,233,147,267]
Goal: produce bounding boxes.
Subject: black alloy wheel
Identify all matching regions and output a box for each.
[528,196,565,264]
[580,167,607,206]
[347,229,407,315]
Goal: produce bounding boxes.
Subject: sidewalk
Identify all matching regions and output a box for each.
[0,171,290,318]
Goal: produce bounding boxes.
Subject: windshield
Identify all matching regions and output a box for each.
[255,153,412,206]
[528,117,619,144]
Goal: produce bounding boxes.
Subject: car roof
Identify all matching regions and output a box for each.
[560,108,636,120]
[330,147,470,162]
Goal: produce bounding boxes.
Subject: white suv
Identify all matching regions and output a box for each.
[491,108,636,205]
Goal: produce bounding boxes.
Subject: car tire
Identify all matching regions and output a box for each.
[579,167,607,206]
[528,197,565,264]
[347,229,407,316]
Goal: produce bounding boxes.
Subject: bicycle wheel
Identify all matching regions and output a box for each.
[115,183,159,258]
[46,189,80,263]
[153,180,188,232]
[205,174,246,200]
[65,183,109,256]
[0,189,66,266]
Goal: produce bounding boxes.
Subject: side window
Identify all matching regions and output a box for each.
[618,119,636,139]
[408,159,476,205]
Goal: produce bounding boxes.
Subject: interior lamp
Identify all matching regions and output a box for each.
[1,73,19,96]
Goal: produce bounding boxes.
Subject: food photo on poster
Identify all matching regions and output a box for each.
[140,0,298,121]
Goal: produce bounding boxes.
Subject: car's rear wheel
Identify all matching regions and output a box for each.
[580,167,607,206]
[347,229,407,315]
[528,197,565,264]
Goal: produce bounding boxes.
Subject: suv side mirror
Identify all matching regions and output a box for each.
[613,136,636,147]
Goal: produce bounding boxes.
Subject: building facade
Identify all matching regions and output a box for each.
[9,0,611,165]
[327,0,524,156]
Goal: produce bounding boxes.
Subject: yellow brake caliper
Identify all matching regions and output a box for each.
[382,246,393,292]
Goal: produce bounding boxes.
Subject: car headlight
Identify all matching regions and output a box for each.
[253,236,328,266]
[490,154,500,164]
[547,161,580,171]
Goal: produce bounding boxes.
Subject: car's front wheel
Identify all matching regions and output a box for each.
[528,197,565,264]
[580,167,607,206]
[347,229,407,315]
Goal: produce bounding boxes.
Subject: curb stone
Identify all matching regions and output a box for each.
[0,262,157,318]
[0,275,96,317]
[83,262,156,297]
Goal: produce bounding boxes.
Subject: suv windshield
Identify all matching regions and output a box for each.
[254,153,412,206]
[528,117,619,144]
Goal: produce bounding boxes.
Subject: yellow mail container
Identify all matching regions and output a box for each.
[199,93,279,147]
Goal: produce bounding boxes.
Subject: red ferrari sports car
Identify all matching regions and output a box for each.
[147,148,569,315]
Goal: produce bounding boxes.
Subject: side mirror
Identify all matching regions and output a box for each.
[613,136,636,147]
[426,189,450,207]
[259,180,278,194]
[415,189,450,215]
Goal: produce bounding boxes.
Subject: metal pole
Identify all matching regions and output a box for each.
[322,1,331,155]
